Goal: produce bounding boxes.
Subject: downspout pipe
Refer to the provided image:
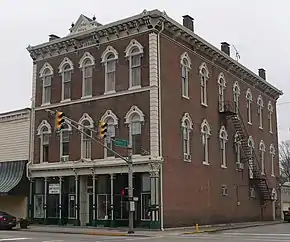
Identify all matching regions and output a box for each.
[157,20,165,231]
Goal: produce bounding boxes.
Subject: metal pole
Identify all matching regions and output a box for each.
[127,145,134,234]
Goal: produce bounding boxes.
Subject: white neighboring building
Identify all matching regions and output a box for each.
[0,108,31,219]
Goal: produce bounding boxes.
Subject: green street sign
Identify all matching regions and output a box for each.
[113,138,128,148]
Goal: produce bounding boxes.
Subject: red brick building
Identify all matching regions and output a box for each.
[27,10,283,228]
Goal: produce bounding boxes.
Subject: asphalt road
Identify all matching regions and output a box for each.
[0,223,290,241]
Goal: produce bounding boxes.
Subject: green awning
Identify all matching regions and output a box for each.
[0,160,25,194]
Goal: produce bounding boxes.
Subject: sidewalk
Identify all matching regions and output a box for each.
[19,220,284,237]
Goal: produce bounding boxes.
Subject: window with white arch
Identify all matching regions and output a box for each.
[59,57,73,101]
[218,73,226,112]
[125,39,144,89]
[246,88,253,124]
[234,132,242,168]
[219,126,228,168]
[37,120,52,163]
[233,81,240,114]
[201,119,211,165]
[60,122,72,161]
[181,113,193,161]
[199,63,209,106]
[101,46,118,94]
[248,136,255,179]
[39,63,53,105]
[259,140,266,175]
[180,52,191,98]
[79,113,94,159]
[268,101,274,133]
[100,110,118,158]
[270,144,275,177]
[79,52,94,98]
[124,106,145,155]
[257,95,264,129]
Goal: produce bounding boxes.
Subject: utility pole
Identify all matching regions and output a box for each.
[127,145,134,234]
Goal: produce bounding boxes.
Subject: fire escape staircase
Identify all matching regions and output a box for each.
[220,102,271,204]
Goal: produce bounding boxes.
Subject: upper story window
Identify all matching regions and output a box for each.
[233,81,240,114]
[180,52,191,98]
[248,136,255,179]
[79,52,95,98]
[219,126,228,168]
[257,95,264,129]
[181,113,193,162]
[78,113,94,160]
[60,122,72,161]
[100,110,118,158]
[124,106,145,155]
[199,62,209,106]
[39,62,54,105]
[36,120,52,163]
[246,88,253,124]
[259,140,266,175]
[125,39,144,90]
[217,72,226,112]
[59,57,73,102]
[270,144,275,177]
[101,46,119,94]
[234,132,242,167]
[201,119,211,165]
[268,101,274,133]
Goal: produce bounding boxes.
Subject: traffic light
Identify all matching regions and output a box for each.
[55,111,65,131]
[99,121,108,139]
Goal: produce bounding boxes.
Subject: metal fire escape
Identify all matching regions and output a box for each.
[220,102,271,205]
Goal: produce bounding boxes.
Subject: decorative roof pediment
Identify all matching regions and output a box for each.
[69,14,102,35]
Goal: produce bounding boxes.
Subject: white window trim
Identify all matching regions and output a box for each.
[78,113,94,160]
[250,187,256,198]
[39,62,54,106]
[36,120,52,163]
[125,39,144,90]
[246,88,252,125]
[270,144,275,177]
[219,126,228,168]
[259,140,266,175]
[181,113,193,162]
[257,95,264,130]
[201,119,211,165]
[180,52,191,99]
[79,52,95,98]
[199,62,209,107]
[233,81,240,115]
[59,57,74,102]
[217,72,226,112]
[268,101,274,134]
[101,46,119,94]
[248,136,255,179]
[234,132,242,168]
[100,110,119,158]
[59,121,72,161]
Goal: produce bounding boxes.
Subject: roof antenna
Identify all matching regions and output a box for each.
[232,45,241,62]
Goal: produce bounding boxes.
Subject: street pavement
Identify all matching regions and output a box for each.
[0,223,290,241]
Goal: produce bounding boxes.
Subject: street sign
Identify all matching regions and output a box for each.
[113,138,128,148]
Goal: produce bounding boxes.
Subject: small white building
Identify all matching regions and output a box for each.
[281,182,290,211]
[0,108,31,219]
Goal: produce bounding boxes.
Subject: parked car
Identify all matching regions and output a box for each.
[0,211,16,230]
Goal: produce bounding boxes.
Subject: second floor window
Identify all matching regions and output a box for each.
[259,140,266,175]
[219,126,228,168]
[60,123,70,160]
[130,114,142,155]
[201,119,211,165]
[104,118,116,158]
[37,120,52,164]
[248,137,255,179]
[81,120,92,159]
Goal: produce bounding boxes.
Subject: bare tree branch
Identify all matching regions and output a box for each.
[279,141,290,183]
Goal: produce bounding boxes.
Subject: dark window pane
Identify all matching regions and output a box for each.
[132,134,141,155]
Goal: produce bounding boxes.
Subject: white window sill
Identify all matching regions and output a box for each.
[221,165,227,169]
[261,172,265,176]
[104,156,115,160]
[201,103,208,108]
[182,95,189,99]
[81,95,92,99]
[259,126,263,130]
[271,174,275,177]
[61,99,71,103]
[248,122,252,125]
[41,103,51,107]
[184,159,191,162]
[203,161,210,166]
[269,131,273,134]
[104,90,116,95]
[129,85,142,91]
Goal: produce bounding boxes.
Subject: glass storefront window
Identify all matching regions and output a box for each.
[114,194,128,220]
[97,194,110,220]
[141,192,151,220]
[68,194,76,219]
[34,195,44,218]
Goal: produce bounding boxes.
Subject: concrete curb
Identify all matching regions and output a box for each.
[182,221,283,235]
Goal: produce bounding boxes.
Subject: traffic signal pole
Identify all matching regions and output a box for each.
[46,109,135,234]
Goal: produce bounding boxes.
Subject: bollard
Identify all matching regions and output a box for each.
[195,223,199,233]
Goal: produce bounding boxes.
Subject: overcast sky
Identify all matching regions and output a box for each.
[0,0,289,141]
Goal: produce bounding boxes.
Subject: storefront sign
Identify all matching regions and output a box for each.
[48,184,60,194]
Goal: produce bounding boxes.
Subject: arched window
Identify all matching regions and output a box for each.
[79,52,95,98]
[248,136,255,179]
[257,95,264,129]
[234,132,243,168]
[124,106,145,155]
[218,73,226,112]
[59,57,73,101]
[246,88,253,124]
[270,144,275,177]
[100,110,118,158]
[39,62,53,105]
[233,81,240,114]
[181,113,193,161]
[268,101,274,133]
[36,120,52,163]
[60,122,72,161]
[180,52,191,98]
[79,113,94,159]
[219,126,228,168]
[259,140,266,175]
[201,119,211,165]
[125,39,144,89]
[101,46,118,94]
[199,62,209,106]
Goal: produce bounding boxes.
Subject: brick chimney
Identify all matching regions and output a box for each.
[221,42,230,56]
[182,15,194,32]
[258,68,266,80]
[49,34,60,41]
